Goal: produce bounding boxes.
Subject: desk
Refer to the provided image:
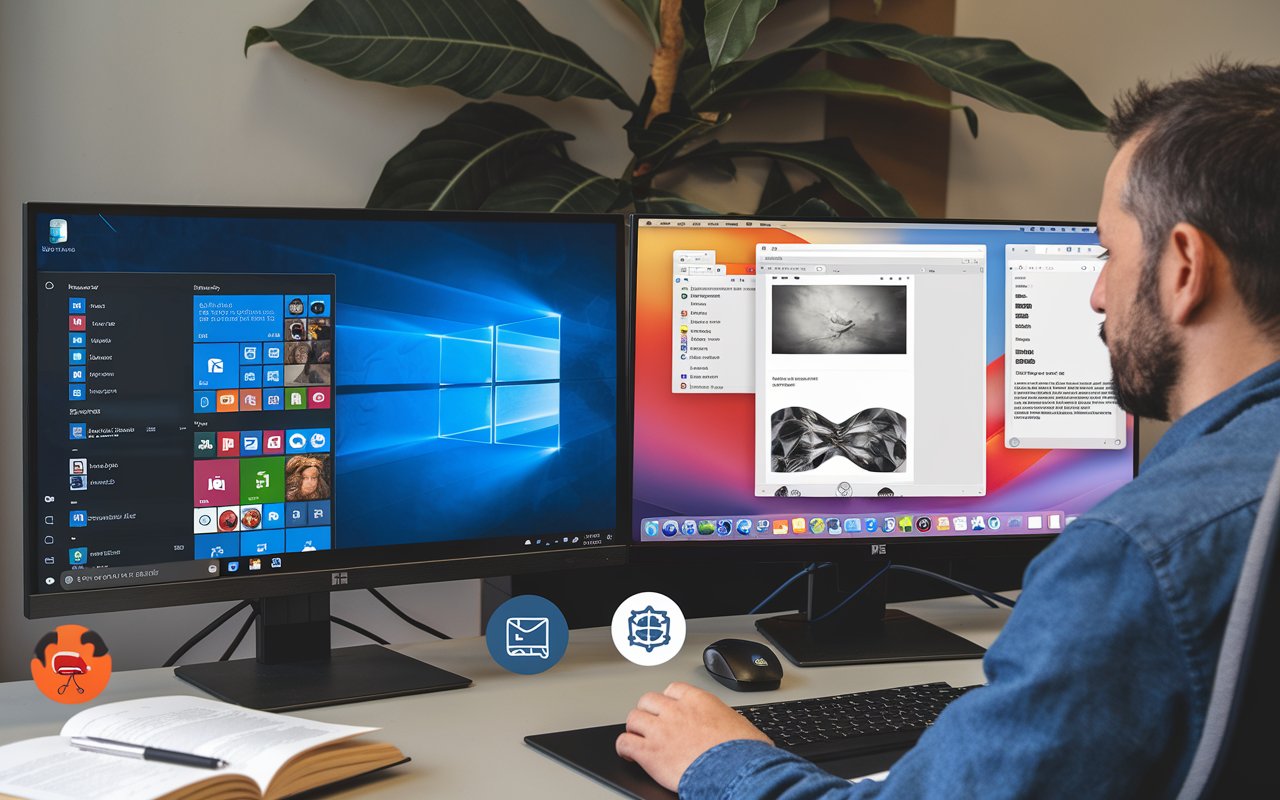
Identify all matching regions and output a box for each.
[0,595,1010,798]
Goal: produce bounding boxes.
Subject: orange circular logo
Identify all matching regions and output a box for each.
[30,624,112,704]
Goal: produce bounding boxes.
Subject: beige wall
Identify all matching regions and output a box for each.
[0,0,827,682]
[947,0,1280,459]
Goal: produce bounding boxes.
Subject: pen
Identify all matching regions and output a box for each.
[70,736,228,769]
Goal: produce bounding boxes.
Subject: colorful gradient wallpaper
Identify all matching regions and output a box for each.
[632,220,1136,543]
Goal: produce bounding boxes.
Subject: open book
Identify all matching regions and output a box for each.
[0,695,407,800]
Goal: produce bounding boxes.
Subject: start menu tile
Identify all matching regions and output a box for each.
[35,273,336,589]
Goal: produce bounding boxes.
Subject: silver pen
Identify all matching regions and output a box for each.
[70,736,228,769]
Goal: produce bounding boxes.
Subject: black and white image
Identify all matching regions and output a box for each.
[771,284,907,355]
[770,406,907,473]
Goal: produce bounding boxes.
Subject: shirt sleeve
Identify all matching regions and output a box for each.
[678,520,1193,800]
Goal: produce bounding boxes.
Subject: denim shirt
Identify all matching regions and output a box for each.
[680,361,1280,799]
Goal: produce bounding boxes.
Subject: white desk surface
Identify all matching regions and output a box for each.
[0,595,1011,798]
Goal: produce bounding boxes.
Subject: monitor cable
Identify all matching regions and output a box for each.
[163,599,254,667]
[367,587,451,639]
[749,562,1017,622]
[219,605,259,661]
[331,616,390,645]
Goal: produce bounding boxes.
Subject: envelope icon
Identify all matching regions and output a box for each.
[506,617,550,659]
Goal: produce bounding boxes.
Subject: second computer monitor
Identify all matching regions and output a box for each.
[632,216,1135,552]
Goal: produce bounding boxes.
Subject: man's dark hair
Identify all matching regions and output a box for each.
[1109,62,1280,338]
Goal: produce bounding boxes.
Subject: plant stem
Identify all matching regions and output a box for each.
[647,0,684,126]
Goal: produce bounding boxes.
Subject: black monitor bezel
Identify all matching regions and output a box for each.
[626,213,1139,567]
[24,202,630,618]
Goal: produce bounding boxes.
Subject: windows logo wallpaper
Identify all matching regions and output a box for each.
[41,213,618,550]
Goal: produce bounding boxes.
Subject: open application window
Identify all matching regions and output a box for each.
[755,244,987,498]
[1004,244,1126,449]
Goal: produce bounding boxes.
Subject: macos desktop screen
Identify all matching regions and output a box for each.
[29,206,619,593]
[632,217,1135,544]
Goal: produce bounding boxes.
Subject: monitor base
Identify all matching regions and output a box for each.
[175,644,472,712]
[756,608,986,667]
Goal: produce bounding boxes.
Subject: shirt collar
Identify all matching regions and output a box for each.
[1144,359,1280,470]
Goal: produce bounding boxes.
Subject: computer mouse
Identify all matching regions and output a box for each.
[703,638,783,692]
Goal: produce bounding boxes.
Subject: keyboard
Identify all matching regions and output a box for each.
[735,681,979,761]
[526,681,980,800]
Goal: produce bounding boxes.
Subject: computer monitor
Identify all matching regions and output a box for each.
[630,215,1137,665]
[25,203,626,709]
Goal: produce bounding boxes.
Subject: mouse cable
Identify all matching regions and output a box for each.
[163,599,254,667]
[331,616,391,645]
[367,587,451,639]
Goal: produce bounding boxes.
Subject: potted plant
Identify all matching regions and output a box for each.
[247,0,1105,216]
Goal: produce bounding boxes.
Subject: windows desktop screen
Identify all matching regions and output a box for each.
[29,207,620,593]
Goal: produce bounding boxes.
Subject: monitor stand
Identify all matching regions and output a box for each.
[175,592,472,711]
[755,560,987,667]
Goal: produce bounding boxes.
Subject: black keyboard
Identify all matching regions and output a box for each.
[735,681,979,761]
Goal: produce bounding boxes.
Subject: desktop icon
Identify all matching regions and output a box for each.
[660,520,680,537]
[68,547,87,565]
[809,517,826,535]
[825,518,840,535]
[896,515,913,533]
[1049,514,1063,530]
[915,516,932,533]
[969,516,985,531]
[248,557,262,571]
[1008,516,1022,529]
[953,516,967,531]
[486,595,568,675]
[49,219,68,244]
[936,516,951,531]
[715,519,733,536]
[987,516,1001,531]
[755,519,770,533]
[30,624,112,705]
[736,519,753,536]
[772,520,789,535]
[1028,515,1044,530]
[270,557,282,569]
[644,520,659,537]
[882,517,896,533]
[843,518,862,533]
[611,592,686,667]
[864,517,878,533]
[697,520,715,536]
[677,520,695,536]
[227,561,239,573]
[791,517,807,534]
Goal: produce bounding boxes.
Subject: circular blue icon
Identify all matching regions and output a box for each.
[681,520,698,536]
[485,594,569,675]
[644,520,659,537]
[661,520,680,537]
[715,519,732,536]
[735,519,752,535]
[987,516,1002,531]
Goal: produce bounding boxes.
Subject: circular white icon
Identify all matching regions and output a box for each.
[611,592,686,666]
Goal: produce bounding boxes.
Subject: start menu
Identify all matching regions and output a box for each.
[37,273,336,591]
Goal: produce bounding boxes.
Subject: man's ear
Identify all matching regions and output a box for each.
[33,631,58,665]
[1165,222,1221,325]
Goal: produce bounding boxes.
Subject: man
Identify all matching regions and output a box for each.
[617,63,1280,798]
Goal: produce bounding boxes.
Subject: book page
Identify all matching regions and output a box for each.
[0,737,236,800]
[60,696,376,792]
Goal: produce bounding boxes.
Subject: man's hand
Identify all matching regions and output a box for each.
[616,682,773,791]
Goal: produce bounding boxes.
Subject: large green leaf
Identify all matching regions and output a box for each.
[620,0,661,46]
[757,163,836,216]
[703,0,778,70]
[367,102,573,210]
[481,157,629,212]
[673,139,915,217]
[783,19,1105,130]
[715,69,979,137]
[246,0,634,110]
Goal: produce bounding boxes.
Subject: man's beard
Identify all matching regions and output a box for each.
[1099,281,1183,421]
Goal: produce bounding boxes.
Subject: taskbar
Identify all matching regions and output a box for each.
[638,511,1070,541]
